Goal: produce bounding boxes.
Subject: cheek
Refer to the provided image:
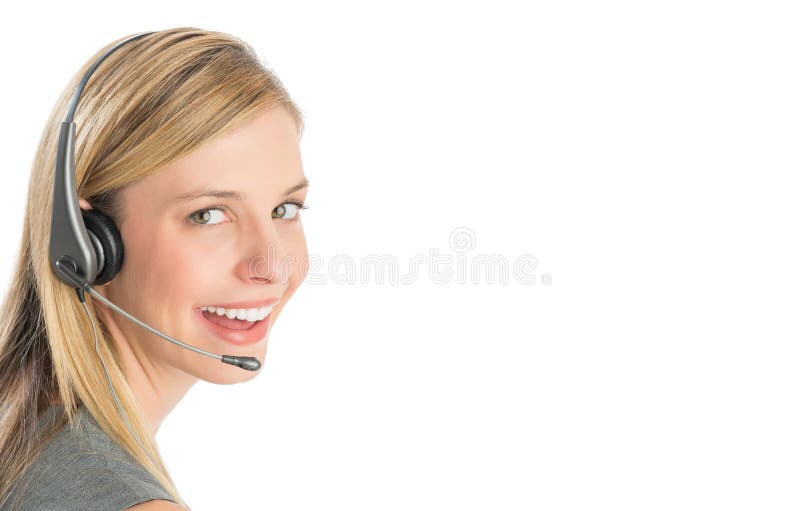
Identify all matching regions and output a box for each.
[285,229,309,288]
[124,230,217,302]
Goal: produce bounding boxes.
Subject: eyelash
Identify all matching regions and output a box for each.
[187,200,309,226]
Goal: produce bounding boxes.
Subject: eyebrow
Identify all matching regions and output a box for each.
[171,178,310,202]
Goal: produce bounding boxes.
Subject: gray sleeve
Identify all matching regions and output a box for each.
[1,409,178,511]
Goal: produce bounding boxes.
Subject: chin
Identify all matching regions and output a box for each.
[180,344,268,385]
[206,368,262,385]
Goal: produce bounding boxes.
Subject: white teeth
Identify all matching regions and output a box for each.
[200,304,274,322]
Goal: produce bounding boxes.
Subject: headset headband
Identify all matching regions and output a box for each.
[49,31,155,289]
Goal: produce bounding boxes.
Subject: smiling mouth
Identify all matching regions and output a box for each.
[200,302,273,320]
[193,301,277,345]
[200,309,269,330]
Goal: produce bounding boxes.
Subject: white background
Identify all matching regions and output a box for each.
[1,1,798,510]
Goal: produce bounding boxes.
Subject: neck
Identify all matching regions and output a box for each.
[91,292,197,436]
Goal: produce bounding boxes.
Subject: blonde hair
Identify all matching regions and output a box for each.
[0,27,304,509]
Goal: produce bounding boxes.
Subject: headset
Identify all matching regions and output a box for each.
[45,31,266,462]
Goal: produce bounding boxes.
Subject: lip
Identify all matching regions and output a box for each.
[193,307,271,346]
[197,297,281,309]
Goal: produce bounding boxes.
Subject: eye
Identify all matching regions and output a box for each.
[273,200,308,220]
[188,207,228,226]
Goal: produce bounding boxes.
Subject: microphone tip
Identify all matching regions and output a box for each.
[221,355,262,371]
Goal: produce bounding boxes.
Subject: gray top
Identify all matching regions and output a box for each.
[1,403,178,511]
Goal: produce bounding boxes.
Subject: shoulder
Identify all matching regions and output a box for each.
[7,405,181,510]
[125,499,187,510]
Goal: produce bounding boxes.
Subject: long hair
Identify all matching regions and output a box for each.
[0,27,304,508]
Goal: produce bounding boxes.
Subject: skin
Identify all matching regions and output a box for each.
[73,106,309,435]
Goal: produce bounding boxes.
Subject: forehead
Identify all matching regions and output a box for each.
[125,106,303,205]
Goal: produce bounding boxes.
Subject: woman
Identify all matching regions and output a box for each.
[0,27,309,510]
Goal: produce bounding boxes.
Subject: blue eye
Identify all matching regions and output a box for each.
[273,200,308,220]
[188,207,227,226]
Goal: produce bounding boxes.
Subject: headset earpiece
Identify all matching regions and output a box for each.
[49,31,152,291]
[80,209,124,285]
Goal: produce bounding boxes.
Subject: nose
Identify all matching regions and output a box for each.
[236,219,291,286]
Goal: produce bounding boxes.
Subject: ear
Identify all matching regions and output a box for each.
[79,198,93,211]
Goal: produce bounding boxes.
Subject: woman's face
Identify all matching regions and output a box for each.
[85,106,308,385]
